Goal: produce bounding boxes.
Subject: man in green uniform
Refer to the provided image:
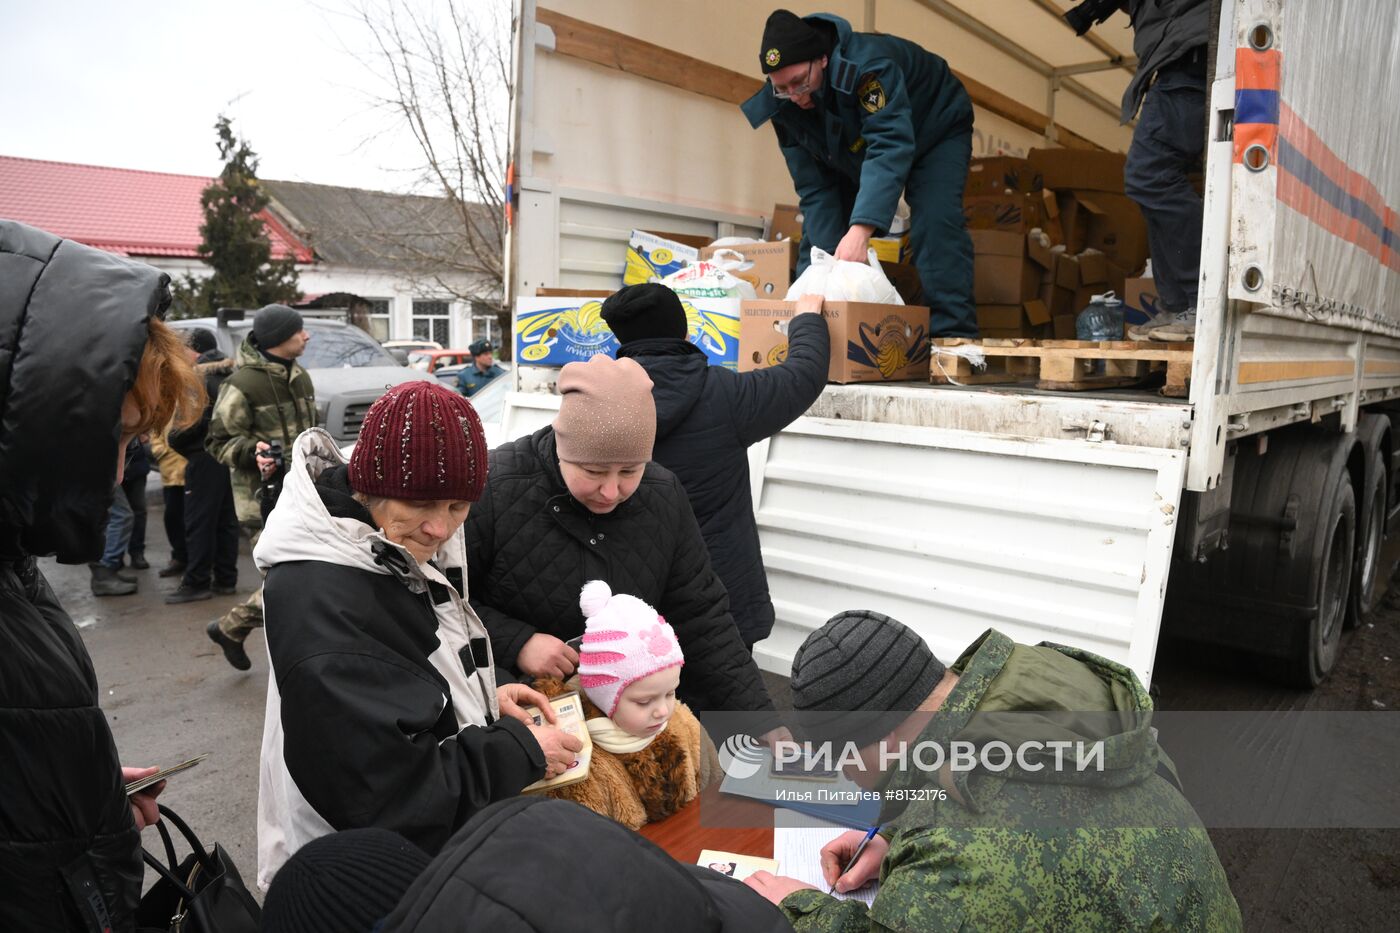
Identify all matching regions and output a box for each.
[204,304,316,670]
[742,10,977,337]
[744,610,1242,931]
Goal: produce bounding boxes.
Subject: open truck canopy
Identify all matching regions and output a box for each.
[506,0,1400,686]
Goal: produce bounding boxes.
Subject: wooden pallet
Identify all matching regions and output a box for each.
[931,338,1193,395]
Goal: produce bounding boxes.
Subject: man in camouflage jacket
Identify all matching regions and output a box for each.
[747,612,1242,932]
[204,305,315,667]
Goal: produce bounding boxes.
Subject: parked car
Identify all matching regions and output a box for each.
[407,348,475,374]
[170,313,434,444]
[383,338,443,365]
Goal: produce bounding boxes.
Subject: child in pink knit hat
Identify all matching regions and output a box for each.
[532,580,719,829]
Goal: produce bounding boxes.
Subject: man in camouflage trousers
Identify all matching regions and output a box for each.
[204,304,315,670]
[745,611,1242,932]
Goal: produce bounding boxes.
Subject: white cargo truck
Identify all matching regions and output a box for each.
[501,0,1400,688]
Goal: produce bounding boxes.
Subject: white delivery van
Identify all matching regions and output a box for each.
[501,0,1400,688]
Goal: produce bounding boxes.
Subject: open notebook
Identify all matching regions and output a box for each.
[773,810,880,908]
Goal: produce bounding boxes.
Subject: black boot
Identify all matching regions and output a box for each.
[206,621,251,671]
[128,552,150,570]
[90,564,137,597]
[166,584,212,604]
[158,560,186,578]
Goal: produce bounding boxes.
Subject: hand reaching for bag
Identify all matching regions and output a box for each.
[833,224,876,263]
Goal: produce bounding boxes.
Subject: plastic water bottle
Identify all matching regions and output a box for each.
[1076,291,1125,342]
[1076,291,1125,375]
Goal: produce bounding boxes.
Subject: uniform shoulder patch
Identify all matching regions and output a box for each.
[857,73,886,113]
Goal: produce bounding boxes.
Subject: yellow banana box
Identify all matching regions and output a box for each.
[738,300,931,384]
[515,295,741,369]
[623,230,709,286]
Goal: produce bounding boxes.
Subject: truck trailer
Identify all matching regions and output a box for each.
[501,0,1400,689]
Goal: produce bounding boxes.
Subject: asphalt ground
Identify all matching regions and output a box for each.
[42,497,1400,927]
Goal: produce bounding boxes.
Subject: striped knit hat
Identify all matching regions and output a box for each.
[789,610,946,749]
[576,579,684,717]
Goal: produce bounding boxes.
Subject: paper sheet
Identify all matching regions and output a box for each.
[772,810,879,907]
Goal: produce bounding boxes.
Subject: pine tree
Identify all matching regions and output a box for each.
[170,116,300,318]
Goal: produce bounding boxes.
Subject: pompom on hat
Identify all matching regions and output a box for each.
[348,382,488,502]
[576,580,684,717]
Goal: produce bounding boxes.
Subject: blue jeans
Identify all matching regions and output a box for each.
[100,486,134,570]
[1124,53,1207,313]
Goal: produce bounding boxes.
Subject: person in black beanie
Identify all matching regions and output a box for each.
[263,829,431,933]
[605,283,830,651]
[743,609,1242,931]
[741,9,978,337]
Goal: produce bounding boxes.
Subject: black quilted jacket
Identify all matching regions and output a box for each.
[466,427,776,715]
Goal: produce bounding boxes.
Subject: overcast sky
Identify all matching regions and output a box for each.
[1,0,490,193]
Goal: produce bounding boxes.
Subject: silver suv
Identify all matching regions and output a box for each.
[169,315,434,443]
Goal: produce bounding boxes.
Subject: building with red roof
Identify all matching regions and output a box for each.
[0,155,499,348]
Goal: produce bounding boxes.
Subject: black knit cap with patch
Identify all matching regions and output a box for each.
[760,9,831,74]
[790,609,947,749]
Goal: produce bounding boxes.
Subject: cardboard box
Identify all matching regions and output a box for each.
[1052,314,1078,339]
[963,193,1045,233]
[1039,191,1065,245]
[699,241,795,299]
[965,156,1043,198]
[1123,276,1160,325]
[1053,252,1080,290]
[770,204,803,244]
[1043,281,1076,318]
[1077,249,1108,285]
[1026,230,1055,271]
[1058,193,1149,273]
[1028,148,1127,194]
[516,295,740,369]
[623,230,711,285]
[970,230,1039,304]
[739,300,931,383]
[869,234,909,264]
[976,299,1052,337]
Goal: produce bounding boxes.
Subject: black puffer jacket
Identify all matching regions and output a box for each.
[466,427,775,715]
[382,797,794,932]
[1,220,167,931]
[618,314,829,647]
[167,348,234,460]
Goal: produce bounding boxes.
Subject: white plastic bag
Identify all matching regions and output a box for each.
[784,247,904,305]
[659,258,758,301]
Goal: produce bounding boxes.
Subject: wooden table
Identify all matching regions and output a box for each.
[640,785,774,861]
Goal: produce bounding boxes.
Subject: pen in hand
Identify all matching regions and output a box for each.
[830,825,880,894]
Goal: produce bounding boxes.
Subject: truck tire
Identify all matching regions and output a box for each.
[1288,477,1353,687]
[1348,445,1388,629]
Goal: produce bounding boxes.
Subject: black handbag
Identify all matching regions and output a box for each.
[135,804,262,933]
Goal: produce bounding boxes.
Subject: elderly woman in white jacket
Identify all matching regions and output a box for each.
[253,382,581,889]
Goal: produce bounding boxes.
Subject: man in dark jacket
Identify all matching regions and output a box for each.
[457,338,507,398]
[466,356,776,718]
[1069,0,1211,342]
[263,799,794,933]
[743,10,976,336]
[0,219,174,932]
[166,327,240,607]
[603,283,830,649]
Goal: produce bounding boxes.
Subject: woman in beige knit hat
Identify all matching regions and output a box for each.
[465,354,779,721]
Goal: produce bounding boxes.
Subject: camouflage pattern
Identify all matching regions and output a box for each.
[218,585,264,641]
[205,336,315,527]
[781,629,1243,932]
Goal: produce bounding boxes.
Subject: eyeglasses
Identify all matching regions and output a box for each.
[770,61,817,100]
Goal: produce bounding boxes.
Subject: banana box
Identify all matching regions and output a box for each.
[515,295,742,369]
[738,300,931,384]
[623,230,710,286]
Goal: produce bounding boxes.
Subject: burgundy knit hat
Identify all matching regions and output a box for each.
[348,382,488,502]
